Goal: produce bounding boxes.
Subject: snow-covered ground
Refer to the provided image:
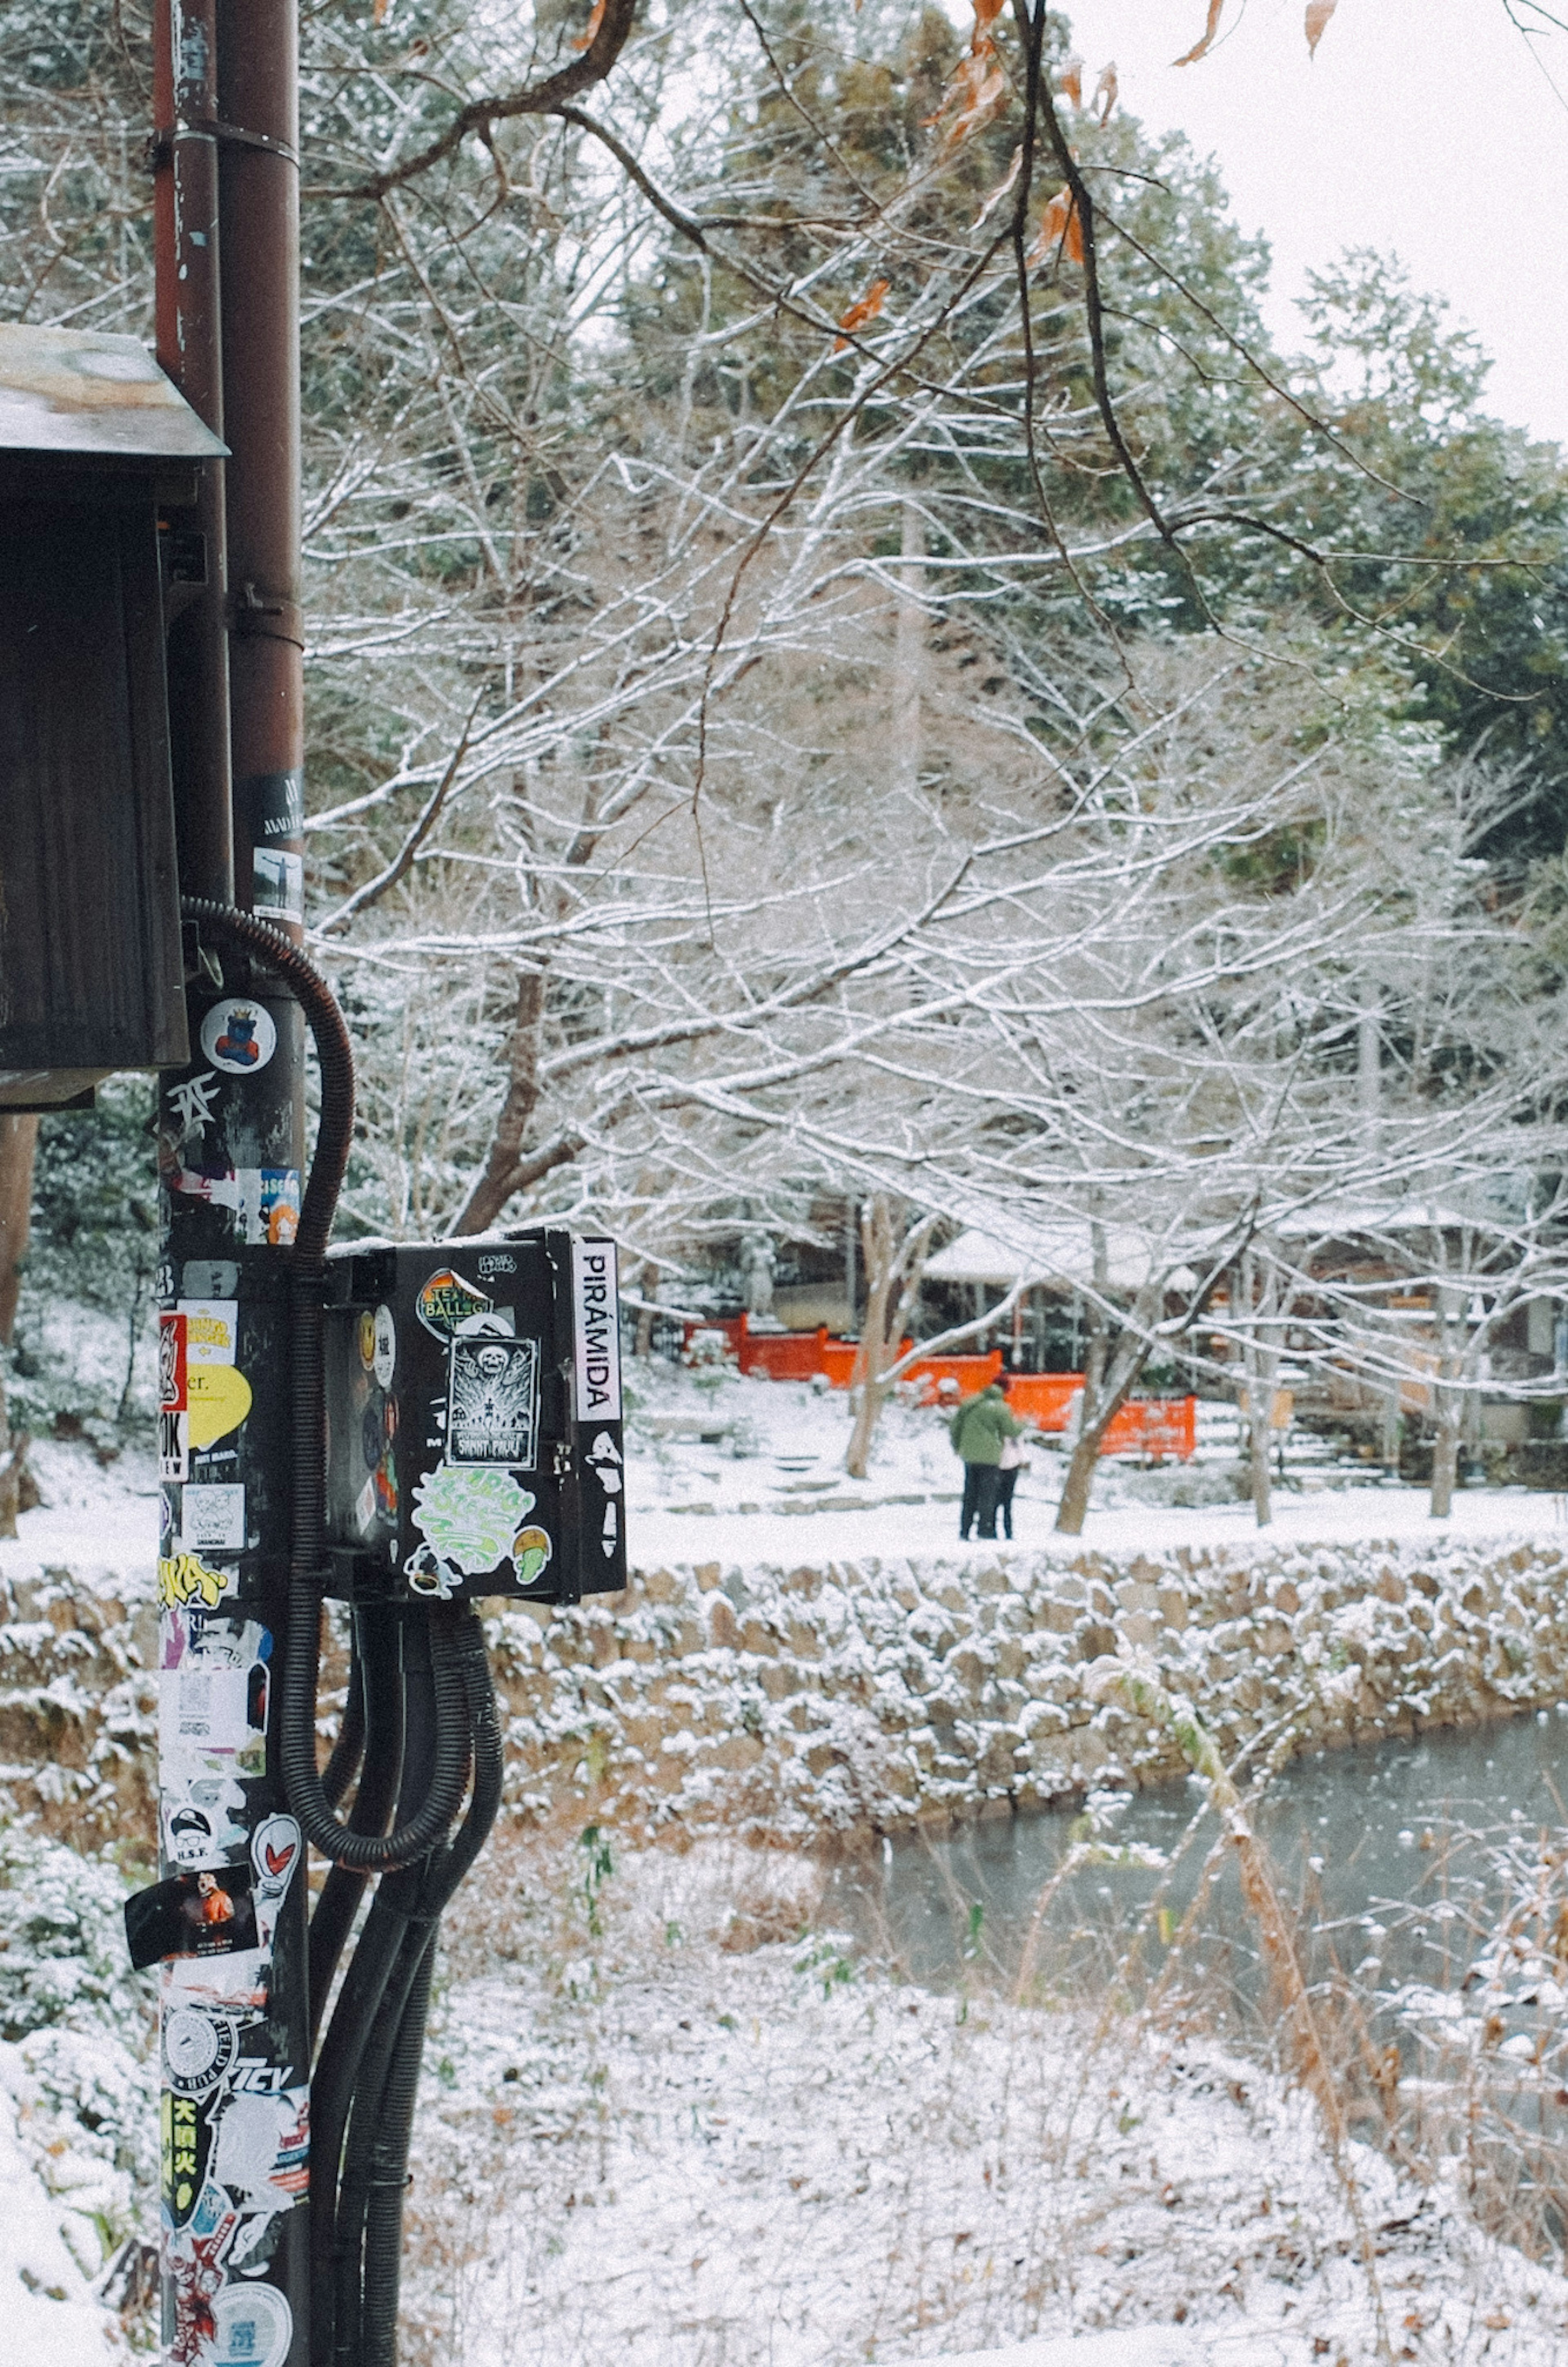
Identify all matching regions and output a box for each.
[622,1364,1568,1570]
[405,1833,1568,2367]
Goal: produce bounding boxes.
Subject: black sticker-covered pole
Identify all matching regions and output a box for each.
[150,991,311,2365]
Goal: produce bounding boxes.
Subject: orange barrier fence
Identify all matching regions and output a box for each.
[676,1316,1196,1460]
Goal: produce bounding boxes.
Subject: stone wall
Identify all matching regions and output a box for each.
[6,1531,1568,1852]
[489,1533,1568,1843]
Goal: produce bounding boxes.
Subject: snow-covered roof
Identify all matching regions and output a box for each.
[1273,1201,1511,1243]
[924,1223,1169,1292]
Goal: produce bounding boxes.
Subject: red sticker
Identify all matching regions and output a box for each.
[159,1311,188,1413]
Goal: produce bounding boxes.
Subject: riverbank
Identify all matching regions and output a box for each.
[401,1827,1568,2367]
[7,1441,1568,1847]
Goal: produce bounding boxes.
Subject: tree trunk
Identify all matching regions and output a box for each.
[454,968,547,1233]
[1430,1400,1459,1518]
[634,1262,657,1359]
[0,1114,39,1348]
[844,1197,935,1479]
[1241,1247,1282,1530]
[1054,1276,1162,1536]
[1429,1284,1464,1519]
[891,498,924,799]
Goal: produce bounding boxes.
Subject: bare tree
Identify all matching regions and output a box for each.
[844,1196,938,1479]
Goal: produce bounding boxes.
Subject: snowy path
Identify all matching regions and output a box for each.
[628,1470,1568,1573]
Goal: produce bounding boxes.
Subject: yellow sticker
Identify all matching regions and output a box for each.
[187,1363,254,1449]
[158,1551,233,1609]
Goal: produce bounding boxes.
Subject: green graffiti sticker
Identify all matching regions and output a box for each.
[410,1461,531,1575]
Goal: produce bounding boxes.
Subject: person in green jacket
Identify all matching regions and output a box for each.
[950,1376,1026,1541]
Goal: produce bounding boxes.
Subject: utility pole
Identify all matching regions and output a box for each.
[134,20,624,2365]
[150,2,311,2359]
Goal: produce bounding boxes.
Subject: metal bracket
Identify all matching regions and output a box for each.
[150,117,301,169]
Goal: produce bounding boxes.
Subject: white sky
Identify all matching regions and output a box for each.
[1051,0,1568,446]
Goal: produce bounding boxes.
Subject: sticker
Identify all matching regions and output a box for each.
[125,1868,259,1971]
[403,1546,457,1600]
[252,846,303,923]
[251,1815,301,1894]
[587,1430,623,1493]
[163,1946,270,2016]
[163,2007,239,2097]
[242,1168,300,1247]
[160,1613,271,1780]
[241,765,304,845]
[167,2189,242,2356]
[167,1803,220,1868]
[571,1237,621,1420]
[410,1461,532,1577]
[209,2087,309,2211]
[180,1299,239,1366]
[160,1651,251,1758]
[160,1410,191,1484]
[182,1484,246,1554]
[169,1071,222,1139]
[375,1451,398,1519]
[160,1311,189,1413]
[210,2276,294,2367]
[188,1363,253,1450]
[354,1473,378,1536]
[601,1501,618,1554]
[200,999,278,1076]
[416,1267,492,1340]
[160,1551,235,1611]
[161,1763,247,1861]
[512,1524,552,1586]
[373,1303,395,1388]
[448,1335,540,1466]
[476,1249,517,1279]
[183,1260,240,1298]
[164,2099,217,2233]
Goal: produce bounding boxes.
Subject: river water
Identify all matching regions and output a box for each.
[825,1703,1568,2012]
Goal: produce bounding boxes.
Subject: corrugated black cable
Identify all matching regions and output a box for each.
[352,1620,504,2365]
[180,898,471,1873]
[310,1603,407,2049]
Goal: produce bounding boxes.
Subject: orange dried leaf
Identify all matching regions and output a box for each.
[1305,0,1338,56]
[1174,0,1226,66]
[928,41,1008,154]
[1057,54,1084,108]
[1027,187,1082,268]
[572,0,606,52]
[1093,60,1118,123]
[834,277,891,351]
[972,0,1007,29]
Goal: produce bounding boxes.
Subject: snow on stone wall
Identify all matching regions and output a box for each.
[5,1531,1568,1849]
[487,1536,1568,1842]
[0,1567,157,1845]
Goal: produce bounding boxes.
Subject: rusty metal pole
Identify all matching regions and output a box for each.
[153,0,233,906]
[216,0,305,936]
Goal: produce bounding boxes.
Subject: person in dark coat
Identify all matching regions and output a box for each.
[950,1375,1026,1540]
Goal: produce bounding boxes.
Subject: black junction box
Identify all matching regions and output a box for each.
[322,1229,625,1605]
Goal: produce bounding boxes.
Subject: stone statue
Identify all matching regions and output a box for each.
[742,1235,778,1324]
